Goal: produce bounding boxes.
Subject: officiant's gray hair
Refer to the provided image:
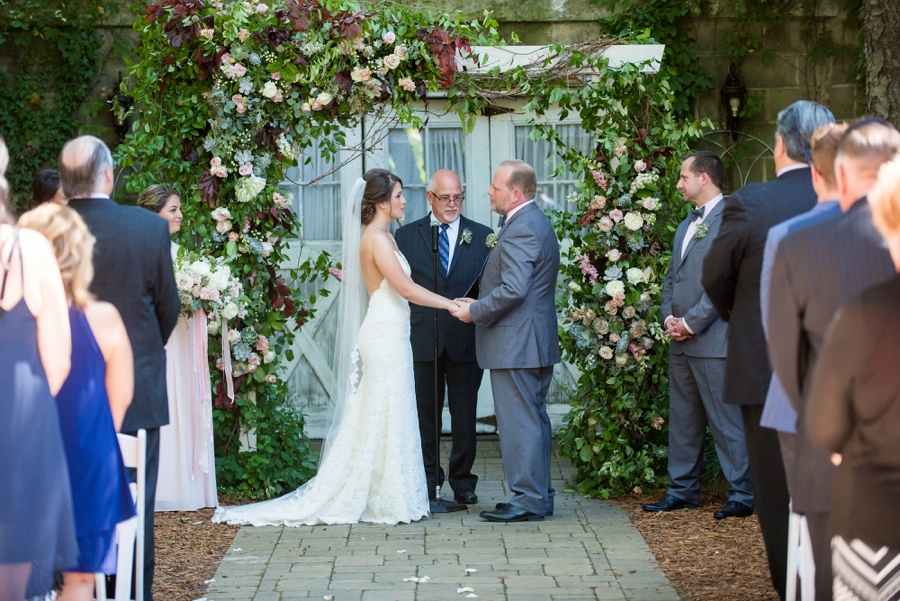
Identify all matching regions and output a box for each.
[501,159,537,200]
[59,135,114,199]
[775,100,835,163]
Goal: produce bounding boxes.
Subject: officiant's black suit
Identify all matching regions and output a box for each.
[395,213,493,498]
[69,196,180,601]
[701,167,816,600]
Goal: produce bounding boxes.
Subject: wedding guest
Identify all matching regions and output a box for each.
[395,169,493,505]
[702,100,835,599]
[0,138,78,600]
[62,135,181,601]
[18,203,136,601]
[138,184,217,511]
[767,117,899,600]
[28,169,65,210]
[759,122,845,493]
[644,151,753,519]
[806,156,900,600]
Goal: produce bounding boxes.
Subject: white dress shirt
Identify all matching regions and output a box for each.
[430,213,460,266]
[505,199,535,222]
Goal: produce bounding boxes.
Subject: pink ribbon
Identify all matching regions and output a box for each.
[221,316,235,400]
[191,309,213,477]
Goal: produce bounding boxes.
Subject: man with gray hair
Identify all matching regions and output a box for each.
[703,100,834,600]
[767,117,899,600]
[62,135,180,601]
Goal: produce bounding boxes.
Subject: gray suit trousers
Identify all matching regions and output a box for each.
[491,367,555,516]
[667,353,753,507]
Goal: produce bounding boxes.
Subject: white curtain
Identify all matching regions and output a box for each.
[515,124,591,214]
[281,138,342,240]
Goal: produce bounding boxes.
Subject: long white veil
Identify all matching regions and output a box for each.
[320,177,368,465]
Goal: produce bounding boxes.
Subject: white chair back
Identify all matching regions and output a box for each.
[785,504,816,601]
[94,429,146,601]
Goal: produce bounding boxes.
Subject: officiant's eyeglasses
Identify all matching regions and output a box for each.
[429,192,465,204]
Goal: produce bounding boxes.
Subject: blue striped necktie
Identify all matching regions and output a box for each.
[439,223,450,275]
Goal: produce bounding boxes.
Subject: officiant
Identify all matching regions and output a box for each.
[395,169,493,505]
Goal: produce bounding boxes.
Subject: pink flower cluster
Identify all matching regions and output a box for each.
[255,335,269,353]
[232,94,248,113]
[209,157,228,178]
[577,255,599,286]
[591,170,608,191]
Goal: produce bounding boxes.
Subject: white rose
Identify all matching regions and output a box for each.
[209,266,231,291]
[207,320,220,335]
[568,281,581,293]
[261,81,278,99]
[228,284,242,298]
[228,329,241,344]
[599,346,613,360]
[383,54,401,70]
[607,248,621,262]
[643,267,653,283]
[264,350,276,364]
[222,303,239,320]
[626,267,644,285]
[216,219,232,234]
[615,354,628,366]
[211,207,231,221]
[605,280,625,297]
[642,197,658,211]
[176,272,194,291]
[316,92,332,106]
[189,260,211,277]
[261,241,274,257]
[624,212,644,231]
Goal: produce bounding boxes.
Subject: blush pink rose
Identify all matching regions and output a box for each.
[610,209,624,223]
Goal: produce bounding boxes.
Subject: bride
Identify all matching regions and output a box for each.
[213,169,459,526]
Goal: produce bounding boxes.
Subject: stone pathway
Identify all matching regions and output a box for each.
[204,438,679,601]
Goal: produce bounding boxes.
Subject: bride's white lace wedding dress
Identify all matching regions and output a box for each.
[213,251,429,526]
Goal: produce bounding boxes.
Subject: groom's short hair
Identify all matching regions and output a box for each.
[683,150,725,190]
[501,160,537,200]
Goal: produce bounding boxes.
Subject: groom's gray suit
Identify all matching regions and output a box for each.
[469,202,560,516]
[661,200,752,507]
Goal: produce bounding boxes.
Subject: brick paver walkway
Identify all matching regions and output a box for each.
[203,437,679,601]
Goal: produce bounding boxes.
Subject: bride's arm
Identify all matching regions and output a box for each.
[372,233,457,311]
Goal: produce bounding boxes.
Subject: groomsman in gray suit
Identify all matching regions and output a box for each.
[643,151,753,519]
[451,160,560,522]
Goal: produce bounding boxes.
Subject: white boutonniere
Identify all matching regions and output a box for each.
[693,223,709,240]
[486,232,499,248]
[460,228,472,245]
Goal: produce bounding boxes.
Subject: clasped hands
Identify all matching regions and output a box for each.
[448,297,475,323]
[664,316,693,341]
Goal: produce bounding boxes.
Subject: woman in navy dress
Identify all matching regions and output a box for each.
[19,203,135,600]
[0,140,78,600]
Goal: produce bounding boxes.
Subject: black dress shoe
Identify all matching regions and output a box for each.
[496,502,553,516]
[480,504,544,522]
[454,491,478,504]
[713,501,753,519]
[642,494,699,512]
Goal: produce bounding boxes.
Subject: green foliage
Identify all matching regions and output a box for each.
[508,44,709,496]
[593,1,714,119]
[0,0,110,211]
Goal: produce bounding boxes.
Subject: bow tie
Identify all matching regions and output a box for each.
[690,207,705,222]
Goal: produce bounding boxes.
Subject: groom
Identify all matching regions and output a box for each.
[452,159,560,522]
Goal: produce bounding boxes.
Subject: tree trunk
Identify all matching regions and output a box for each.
[864,0,900,124]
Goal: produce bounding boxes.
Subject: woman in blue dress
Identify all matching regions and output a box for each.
[0,141,78,600]
[19,203,136,601]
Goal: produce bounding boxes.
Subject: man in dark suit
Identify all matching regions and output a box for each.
[60,135,180,601]
[767,118,899,600]
[395,169,493,505]
[643,151,753,519]
[702,100,834,599]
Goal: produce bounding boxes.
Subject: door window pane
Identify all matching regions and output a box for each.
[385,127,467,225]
[515,124,591,214]
[281,137,342,240]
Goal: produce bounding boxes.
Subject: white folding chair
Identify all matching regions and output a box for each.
[95,429,146,601]
[785,503,816,601]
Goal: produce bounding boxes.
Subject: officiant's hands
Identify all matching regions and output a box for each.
[450,297,474,323]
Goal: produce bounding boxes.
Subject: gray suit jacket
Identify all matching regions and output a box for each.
[469,202,560,370]
[767,198,895,513]
[661,201,727,358]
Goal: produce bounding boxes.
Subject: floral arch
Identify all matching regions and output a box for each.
[118,0,707,498]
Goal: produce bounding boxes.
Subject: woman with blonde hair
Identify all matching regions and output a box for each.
[19,203,136,601]
[807,156,900,600]
[0,140,78,600]
[137,183,216,511]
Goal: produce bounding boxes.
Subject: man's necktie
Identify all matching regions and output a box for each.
[439,223,450,275]
[690,207,705,222]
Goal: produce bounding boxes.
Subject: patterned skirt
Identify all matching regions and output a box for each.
[833,536,900,600]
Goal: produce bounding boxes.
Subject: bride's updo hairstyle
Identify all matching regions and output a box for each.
[360,169,402,225]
